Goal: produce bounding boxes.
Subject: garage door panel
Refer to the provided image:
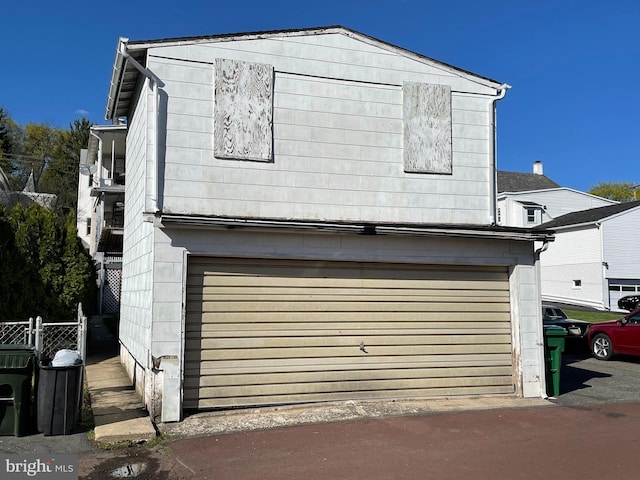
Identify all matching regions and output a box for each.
[185,385,516,409]
[191,301,510,314]
[186,375,515,400]
[186,343,512,362]
[188,258,506,278]
[192,333,511,349]
[187,311,511,324]
[185,365,515,388]
[190,285,510,297]
[184,257,513,409]
[193,277,509,291]
[186,310,510,322]
[186,325,511,338]
[186,353,513,375]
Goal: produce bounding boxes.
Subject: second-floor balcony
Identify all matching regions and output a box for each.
[85,124,127,197]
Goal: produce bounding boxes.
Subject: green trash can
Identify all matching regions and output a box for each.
[543,325,566,397]
[0,345,36,436]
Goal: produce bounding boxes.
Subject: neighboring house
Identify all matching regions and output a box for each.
[0,170,57,210]
[535,201,640,311]
[76,124,126,315]
[101,26,552,422]
[497,161,617,228]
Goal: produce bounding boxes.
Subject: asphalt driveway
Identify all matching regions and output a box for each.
[554,349,640,406]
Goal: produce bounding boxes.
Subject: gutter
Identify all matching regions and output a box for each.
[158,214,555,242]
[112,38,164,213]
[490,83,511,225]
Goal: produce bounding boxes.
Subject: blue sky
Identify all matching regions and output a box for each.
[2,0,638,191]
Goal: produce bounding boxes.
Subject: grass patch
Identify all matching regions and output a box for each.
[564,309,622,323]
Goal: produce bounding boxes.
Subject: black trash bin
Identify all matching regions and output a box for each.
[0,345,36,436]
[37,357,83,436]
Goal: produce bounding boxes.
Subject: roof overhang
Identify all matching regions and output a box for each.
[157,214,554,243]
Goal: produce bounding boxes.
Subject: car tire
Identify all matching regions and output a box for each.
[591,333,614,361]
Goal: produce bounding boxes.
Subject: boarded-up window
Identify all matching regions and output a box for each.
[214,58,273,162]
[403,82,452,174]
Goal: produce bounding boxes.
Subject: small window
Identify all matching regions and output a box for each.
[497,208,502,224]
[86,218,91,236]
[573,280,582,288]
[526,207,536,223]
[609,285,621,291]
[622,286,635,292]
[88,174,93,187]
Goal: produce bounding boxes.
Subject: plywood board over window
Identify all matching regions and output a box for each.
[214,58,274,162]
[403,82,452,174]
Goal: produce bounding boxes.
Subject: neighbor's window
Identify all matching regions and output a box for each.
[573,279,582,288]
[526,207,536,223]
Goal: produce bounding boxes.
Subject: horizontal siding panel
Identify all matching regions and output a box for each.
[152,34,495,95]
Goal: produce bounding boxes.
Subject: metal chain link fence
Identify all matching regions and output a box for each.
[0,305,87,362]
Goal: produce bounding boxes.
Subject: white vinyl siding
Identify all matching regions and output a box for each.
[540,227,604,308]
[602,207,640,279]
[147,32,495,225]
[120,83,154,369]
[184,257,513,409]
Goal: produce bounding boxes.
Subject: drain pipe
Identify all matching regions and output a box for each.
[118,39,163,213]
[489,83,511,225]
[534,239,550,398]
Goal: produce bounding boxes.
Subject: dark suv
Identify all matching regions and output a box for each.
[618,295,640,312]
[542,305,590,338]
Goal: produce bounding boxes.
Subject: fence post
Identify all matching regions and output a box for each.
[28,317,34,346]
[35,316,43,360]
[78,303,87,363]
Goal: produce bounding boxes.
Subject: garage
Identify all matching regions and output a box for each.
[184,257,514,410]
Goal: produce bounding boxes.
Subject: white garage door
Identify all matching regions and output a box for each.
[184,257,513,409]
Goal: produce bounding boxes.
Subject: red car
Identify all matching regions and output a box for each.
[588,308,640,360]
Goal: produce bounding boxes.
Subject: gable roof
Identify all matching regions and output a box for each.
[536,200,640,229]
[497,171,560,193]
[106,25,504,120]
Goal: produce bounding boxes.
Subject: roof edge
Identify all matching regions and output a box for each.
[123,25,503,88]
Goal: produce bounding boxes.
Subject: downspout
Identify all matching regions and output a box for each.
[490,83,511,225]
[597,222,609,310]
[118,40,163,213]
[534,239,549,398]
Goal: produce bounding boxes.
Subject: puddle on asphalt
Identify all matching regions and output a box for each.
[110,463,148,478]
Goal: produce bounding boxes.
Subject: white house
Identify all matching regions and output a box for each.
[77,124,127,315]
[497,161,617,228]
[101,26,552,422]
[536,201,640,311]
